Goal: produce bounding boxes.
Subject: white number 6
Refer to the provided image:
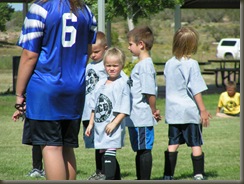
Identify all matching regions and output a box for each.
[62,13,77,47]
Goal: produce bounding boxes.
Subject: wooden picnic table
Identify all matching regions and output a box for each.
[203,59,240,87]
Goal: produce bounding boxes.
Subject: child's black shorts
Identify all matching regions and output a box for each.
[22,118,81,148]
[168,123,203,147]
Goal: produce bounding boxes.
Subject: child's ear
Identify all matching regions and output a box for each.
[139,41,145,49]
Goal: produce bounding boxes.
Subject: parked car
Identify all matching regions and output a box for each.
[216,38,240,59]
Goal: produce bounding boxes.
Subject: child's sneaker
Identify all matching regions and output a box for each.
[27,169,45,178]
[194,174,204,180]
[162,175,174,180]
[87,172,105,180]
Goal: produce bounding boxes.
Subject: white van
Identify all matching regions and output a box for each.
[216,38,240,59]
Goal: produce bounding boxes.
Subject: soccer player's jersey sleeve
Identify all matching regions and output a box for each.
[85,5,97,44]
[17,3,46,53]
[113,80,130,116]
[188,61,207,95]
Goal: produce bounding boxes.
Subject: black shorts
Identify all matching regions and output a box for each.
[22,118,81,148]
[168,124,203,147]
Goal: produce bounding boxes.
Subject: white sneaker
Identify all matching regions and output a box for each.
[194,174,204,180]
[27,169,45,178]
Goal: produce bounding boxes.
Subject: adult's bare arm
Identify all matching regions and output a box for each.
[15,49,38,104]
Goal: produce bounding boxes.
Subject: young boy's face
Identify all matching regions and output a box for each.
[104,56,123,81]
[128,38,140,57]
[226,86,236,97]
[90,43,107,62]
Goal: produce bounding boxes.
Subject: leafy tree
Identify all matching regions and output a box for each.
[0,3,15,32]
[85,0,181,30]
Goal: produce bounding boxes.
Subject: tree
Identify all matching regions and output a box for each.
[0,3,15,32]
[85,0,181,31]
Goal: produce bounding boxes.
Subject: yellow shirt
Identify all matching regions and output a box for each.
[218,91,240,115]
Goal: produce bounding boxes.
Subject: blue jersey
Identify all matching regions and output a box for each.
[17,0,97,120]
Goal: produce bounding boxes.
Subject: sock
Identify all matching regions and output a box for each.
[95,149,103,174]
[103,150,121,180]
[191,152,204,176]
[136,150,152,180]
[32,145,43,170]
[163,151,178,177]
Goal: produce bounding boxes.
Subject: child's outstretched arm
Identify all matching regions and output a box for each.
[146,94,162,122]
[194,93,211,127]
[85,110,95,137]
[12,110,24,122]
[105,113,126,135]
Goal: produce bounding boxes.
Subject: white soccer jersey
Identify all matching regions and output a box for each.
[164,56,208,124]
[90,76,130,149]
[82,60,107,121]
[126,57,158,127]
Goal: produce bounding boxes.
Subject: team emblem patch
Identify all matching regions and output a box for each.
[95,94,112,122]
[86,69,99,94]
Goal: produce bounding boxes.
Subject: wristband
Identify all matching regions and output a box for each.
[14,102,26,112]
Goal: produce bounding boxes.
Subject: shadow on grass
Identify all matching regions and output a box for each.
[152,170,218,180]
[121,171,133,178]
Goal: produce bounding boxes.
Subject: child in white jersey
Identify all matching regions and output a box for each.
[163,26,211,180]
[126,26,161,180]
[82,31,108,180]
[85,47,130,180]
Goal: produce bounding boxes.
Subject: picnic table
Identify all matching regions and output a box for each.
[203,59,240,87]
[154,61,210,76]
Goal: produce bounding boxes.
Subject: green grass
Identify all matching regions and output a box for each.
[0,94,240,181]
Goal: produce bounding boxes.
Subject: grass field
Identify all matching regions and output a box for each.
[0,94,240,181]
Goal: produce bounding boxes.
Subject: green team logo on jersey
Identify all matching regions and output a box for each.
[95,94,112,122]
[86,69,99,95]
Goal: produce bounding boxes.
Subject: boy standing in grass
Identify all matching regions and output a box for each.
[82,31,108,180]
[163,26,211,180]
[85,47,130,180]
[126,26,161,180]
[216,81,240,118]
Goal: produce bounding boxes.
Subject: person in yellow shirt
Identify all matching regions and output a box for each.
[216,81,240,118]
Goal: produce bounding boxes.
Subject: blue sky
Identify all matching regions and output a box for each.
[9,3,23,11]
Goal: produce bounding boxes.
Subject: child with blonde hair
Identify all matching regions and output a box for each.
[85,47,130,180]
[163,26,211,180]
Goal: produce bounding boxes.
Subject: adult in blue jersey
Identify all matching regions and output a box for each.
[12,0,97,180]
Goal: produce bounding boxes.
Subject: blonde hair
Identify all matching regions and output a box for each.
[103,47,126,68]
[173,26,199,59]
[127,26,154,51]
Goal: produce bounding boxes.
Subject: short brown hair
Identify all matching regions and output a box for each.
[172,27,199,59]
[225,81,237,89]
[127,26,154,51]
[95,31,107,47]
